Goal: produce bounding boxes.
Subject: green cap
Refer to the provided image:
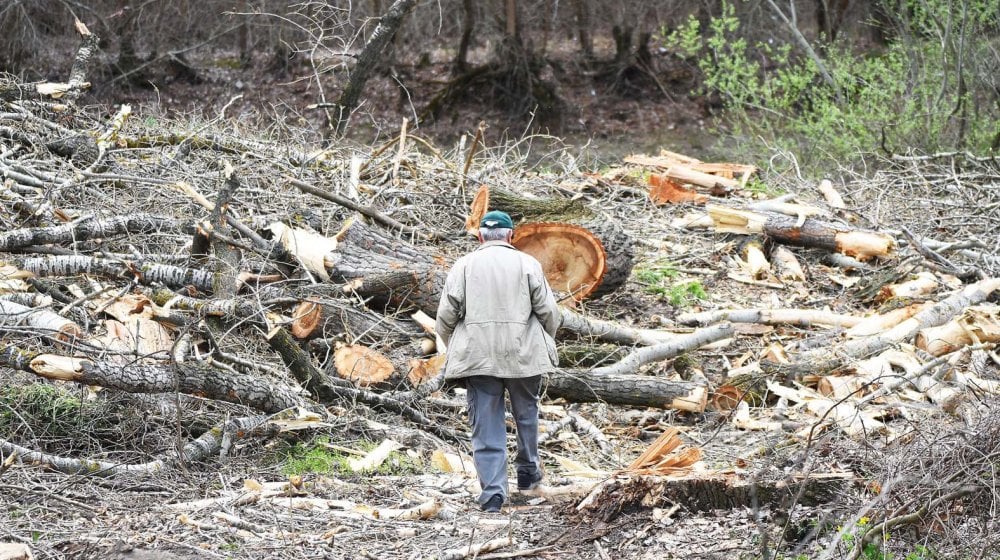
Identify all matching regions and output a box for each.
[480,210,514,229]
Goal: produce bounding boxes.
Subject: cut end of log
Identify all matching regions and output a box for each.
[290,300,322,339]
[407,354,446,386]
[670,385,708,413]
[834,231,895,261]
[465,185,490,235]
[512,222,607,301]
[710,385,742,411]
[334,344,394,386]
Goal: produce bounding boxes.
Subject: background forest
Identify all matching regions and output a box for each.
[3,0,998,170]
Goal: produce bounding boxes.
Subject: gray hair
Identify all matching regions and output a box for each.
[479,227,513,242]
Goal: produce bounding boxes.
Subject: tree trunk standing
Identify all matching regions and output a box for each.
[612,25,633,65]
[573,0,594,60]
[331,0,417,137]
[237,0,251,68]
[505,0,519,40]
[114,4,142,83]
[453,0,476,73]
[815,0,852,40]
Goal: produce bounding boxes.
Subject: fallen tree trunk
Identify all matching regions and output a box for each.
[0,345,304,413]
[18,255,216,293]
[0,299,82,343]
[0,414,270,476]
[788,278,1000,375]
[0,214,178,252]
[676,308,861,329]
[590,323,734,376]
[545,370,708,411]
[578,471,851,520]
[708,205,895,260]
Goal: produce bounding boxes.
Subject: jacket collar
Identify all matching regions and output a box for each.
[478,240,516,251]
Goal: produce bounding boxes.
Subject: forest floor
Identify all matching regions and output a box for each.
[2,41,1000,560]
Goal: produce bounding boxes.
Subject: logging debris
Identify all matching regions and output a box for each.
[3,56,1000,558]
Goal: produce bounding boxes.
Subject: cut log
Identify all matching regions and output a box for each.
[546,370,707,411]
[791,278,1000,375]
[18,255,216,293]
[915,305,1000,356]
[817,179,846,208]
[479,187,634,297]
[513,223,607,301]
[876,271,938,303]
[0,345,303,413]
[334,344,395,386]
[676,308,861,329]
[739,238,770,279]
[330,218,449,314]
[771,245,806,282]
[846,302,933,337]
[289,298,420,344]
[0,543,33,560]
[0,300,82,344]
[707,205,895,260]
[407,354,446,386]
[0,214,178,252]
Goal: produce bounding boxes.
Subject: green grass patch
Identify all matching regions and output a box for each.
[279,437,424,477]
[634,259,680,296]
[667,280,708,307]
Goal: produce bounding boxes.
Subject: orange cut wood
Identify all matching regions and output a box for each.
[407,354,447,386]
[648,174,707,205]
[512,223,607,301]
[334,345,395,386]
[465,185,490,235]
[290,300,322,339]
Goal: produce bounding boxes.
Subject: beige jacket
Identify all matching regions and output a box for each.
[435,241,561,379]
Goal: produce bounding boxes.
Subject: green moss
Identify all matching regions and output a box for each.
[0,383,84,434]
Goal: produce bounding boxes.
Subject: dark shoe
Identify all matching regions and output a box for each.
[481,494,503,513]
[517,468,543,491]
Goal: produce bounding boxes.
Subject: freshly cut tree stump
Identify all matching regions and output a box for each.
[334,344,395,386]
[472,187,634,298]
[513,223,607,301]
[579,471,850,521]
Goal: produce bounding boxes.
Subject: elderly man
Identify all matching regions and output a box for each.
[435,210,561,513]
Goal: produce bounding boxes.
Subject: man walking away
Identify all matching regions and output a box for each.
[435,210,561,513]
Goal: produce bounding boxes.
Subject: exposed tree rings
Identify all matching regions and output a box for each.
[512,222,607,301]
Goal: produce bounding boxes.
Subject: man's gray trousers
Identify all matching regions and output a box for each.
[465,375,542,506]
